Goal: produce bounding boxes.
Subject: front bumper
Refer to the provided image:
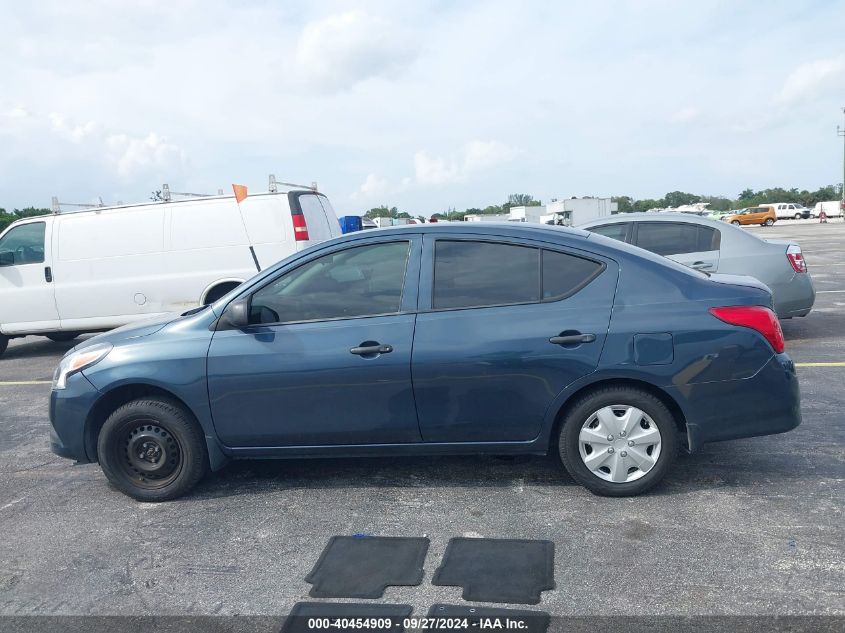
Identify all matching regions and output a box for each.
[49,372,101,463]
[668,353,801,452]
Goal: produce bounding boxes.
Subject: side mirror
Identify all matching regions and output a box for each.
[0,252,14,266]
[218,296,250,330]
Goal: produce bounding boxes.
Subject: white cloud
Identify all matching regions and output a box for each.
[353,140,520,200]
[415,140,520,185]
[48,112,96,142]
[2,106,30,119]
[295,10,418,91]
[778,56,845,104]
[671,107,699,123]
[105,132,186,179]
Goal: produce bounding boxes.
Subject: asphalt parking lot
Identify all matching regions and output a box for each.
[0,221,842,619]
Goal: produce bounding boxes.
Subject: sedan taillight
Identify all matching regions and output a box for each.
[786,244,806,273]
[709,306,785,353]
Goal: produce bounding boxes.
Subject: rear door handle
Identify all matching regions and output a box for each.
[350,343,393,356]
[549,334,596,346]
[44,266,53,282]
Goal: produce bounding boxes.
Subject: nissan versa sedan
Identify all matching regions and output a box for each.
[49,223,801,501]
[579,213,815,318]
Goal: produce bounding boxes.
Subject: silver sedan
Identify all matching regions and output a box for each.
[578,213,815,318]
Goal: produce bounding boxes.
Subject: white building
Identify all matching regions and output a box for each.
[541,198,617,226]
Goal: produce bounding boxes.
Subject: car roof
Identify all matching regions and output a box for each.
[350,221,594,240]
[577,212,729,229]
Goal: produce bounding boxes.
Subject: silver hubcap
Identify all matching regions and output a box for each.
[578,405,662,483]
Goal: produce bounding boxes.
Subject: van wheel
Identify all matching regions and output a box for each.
[794,213,802,220]
[558,386,677,496]
[46,332,79,343]
[0,334,7,357]
[731,220,741,226]
[97,397,208,502]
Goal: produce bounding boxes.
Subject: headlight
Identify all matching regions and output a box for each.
[52,343,112,390]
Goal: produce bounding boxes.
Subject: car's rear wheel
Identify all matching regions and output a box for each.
[764,218,774,226]
[46,332,79,343]
[558,387,678,496]
[731,220,741,226]
[97,397,208,501]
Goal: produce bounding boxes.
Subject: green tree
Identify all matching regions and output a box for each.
[612,196,634,213]
[663,191,700,207]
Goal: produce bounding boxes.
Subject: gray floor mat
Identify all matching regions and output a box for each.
[306,535,430,598]
[427,604,549,633]
[431,538,555,604]
[281,602,412,633]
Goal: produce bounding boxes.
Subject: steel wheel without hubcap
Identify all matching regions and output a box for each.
[113,421,183,490]
[578,405,662,484]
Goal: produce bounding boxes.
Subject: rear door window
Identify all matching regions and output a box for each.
[588,223,629,243]
[433,241,539,309]
[542,250,604,301]
[634,222,719,256]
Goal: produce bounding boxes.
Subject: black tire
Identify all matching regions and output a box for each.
[764,218,774,226]
[794,214,802,220]
[0,334,7,357]
[46,332,79,343]
[558,386,678,497]
[97,397,208,501]
[731,220,740,226]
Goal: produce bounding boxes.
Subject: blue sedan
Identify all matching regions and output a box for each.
[49,223,801,500]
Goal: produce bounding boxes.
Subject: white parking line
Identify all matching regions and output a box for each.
[816,290,845,293]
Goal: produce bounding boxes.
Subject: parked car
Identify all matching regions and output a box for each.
[813,200,844,218]
[724,206,777,226]
[0,187,341,357]
[772,203,812,220]
[50,223,801,501]
[707,210,732,221]
[578,213,814,318]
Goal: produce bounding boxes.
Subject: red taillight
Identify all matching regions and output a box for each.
[292,213,310,241]
[786,244,806,273]
[709,306,785,353]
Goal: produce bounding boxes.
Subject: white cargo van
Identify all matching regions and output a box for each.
[813,200,844,218]
[0,187,341,356]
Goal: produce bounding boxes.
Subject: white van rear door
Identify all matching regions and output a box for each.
[291,192,340,244]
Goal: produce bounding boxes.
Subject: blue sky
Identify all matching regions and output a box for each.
[1,0,844,215]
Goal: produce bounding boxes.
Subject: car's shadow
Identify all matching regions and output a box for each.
[189,435,811,501]
[781,309,845,342]
[1,336,90,360]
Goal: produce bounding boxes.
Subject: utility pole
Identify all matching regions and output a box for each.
[838,107,845,204]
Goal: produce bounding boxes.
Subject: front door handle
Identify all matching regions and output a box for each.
[691,261,714,271]
[44,266,53,283]
[350,343,393,356]
[549,333,596,346]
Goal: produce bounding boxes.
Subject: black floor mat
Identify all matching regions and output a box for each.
[281,602,412,633]
[431,538,555,604]
[427,604,550,633]
[306,536,430,598]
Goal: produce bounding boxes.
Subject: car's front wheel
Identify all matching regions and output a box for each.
[731,220,741,226]
[97,397,208,501]
[764,218,775,226]
[794,213,802,220]
[558,387,678,496]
